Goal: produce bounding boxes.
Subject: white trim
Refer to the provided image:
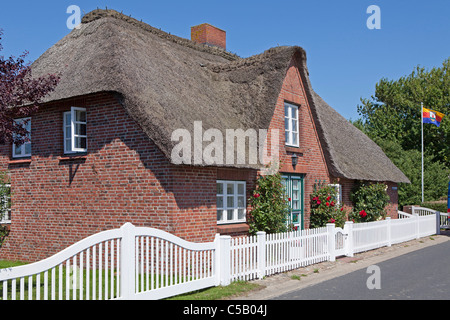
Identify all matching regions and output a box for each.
[12,117,31,158]
[216,180,246,224]
[64,107,87,154]
[284,102,299,147]
[0,184,11,224]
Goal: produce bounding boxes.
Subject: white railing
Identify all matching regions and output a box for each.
[0,209,442,300]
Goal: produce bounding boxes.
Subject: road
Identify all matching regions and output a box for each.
[275,241,450,300]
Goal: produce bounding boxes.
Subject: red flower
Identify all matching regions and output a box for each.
[359,210,367,218]
[326,202,330,207]
[330,201,335,207]
[288,198,291,201]
[312,197,318,201]
[326,196,331,201]
[340,207,344,211]
[329,218,335,223]
[254,193,260,198]
[316,200,321,205]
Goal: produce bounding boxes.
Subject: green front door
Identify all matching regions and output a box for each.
[281,174,304,230]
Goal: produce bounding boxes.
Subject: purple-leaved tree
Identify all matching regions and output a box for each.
[0,29,59,145]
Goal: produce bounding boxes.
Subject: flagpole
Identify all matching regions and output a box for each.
[421,102,424,204]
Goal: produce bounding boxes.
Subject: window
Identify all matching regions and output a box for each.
[0,184,11,223]
[328,184,342,206]
[284,102,299,147]
[64,107,87,153]
[12,118,31,158]
[216,180,246,224]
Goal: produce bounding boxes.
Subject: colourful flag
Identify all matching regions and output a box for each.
[423,107,445,127]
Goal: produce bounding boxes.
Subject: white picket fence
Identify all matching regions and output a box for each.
[0,208,441,300]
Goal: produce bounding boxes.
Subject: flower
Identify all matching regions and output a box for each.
[288,198,291,201]
[340,207,344,211]
[359,210,367,218]
[316,200,321,205]
[326,202,330,207]
[312,196,318,201]
[329,218,335,223]
[326,196,331,201]
[253,193,260,198]
[330,201,335,207]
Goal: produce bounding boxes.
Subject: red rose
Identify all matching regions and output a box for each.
[254,193,260,198]
[288,198,291,201]
[312,197,318,201]
[359,210,367,218]
[317,200,321,205]
[329,218,335,223]
[326,196,331,201]
[330,201,335,207]
[340,207,344,211]
[326,202,330,207]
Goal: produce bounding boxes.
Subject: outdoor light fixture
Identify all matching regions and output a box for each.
[291,153,298,169]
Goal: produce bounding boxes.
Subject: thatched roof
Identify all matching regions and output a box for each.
[30,9,409,184]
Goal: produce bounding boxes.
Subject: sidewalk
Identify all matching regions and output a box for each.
[227,231,450,300]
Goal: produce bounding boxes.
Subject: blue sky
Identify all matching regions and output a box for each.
[1,0,449,120]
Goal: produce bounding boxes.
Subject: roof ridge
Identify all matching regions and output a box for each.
[81,8,240,62]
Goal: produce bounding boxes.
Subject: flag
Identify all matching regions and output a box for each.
[423,107,445,127]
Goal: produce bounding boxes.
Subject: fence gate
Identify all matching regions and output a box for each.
[334,227,348,257]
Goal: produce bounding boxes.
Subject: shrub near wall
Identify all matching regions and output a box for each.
[310,184,346,228]
[348,181,389,223]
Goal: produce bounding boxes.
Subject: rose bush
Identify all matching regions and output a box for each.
[310,184,346,228]
[348,181,389,223]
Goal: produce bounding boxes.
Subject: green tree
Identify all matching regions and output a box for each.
[356,57,450,205]
[357,57,450,166]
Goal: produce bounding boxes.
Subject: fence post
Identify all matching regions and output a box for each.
[344,221,354,257]
[413,214,420,239]
[219,235,231,286]
[386,217,392,247]
[326,223,336,262]
[436,211,441,235]
[257,231,266,280]
[120,222,136,300]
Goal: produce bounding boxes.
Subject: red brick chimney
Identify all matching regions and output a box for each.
[191,23,226,50]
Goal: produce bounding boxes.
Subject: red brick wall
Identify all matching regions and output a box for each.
[0,93,255,262]
[264,57,330,228]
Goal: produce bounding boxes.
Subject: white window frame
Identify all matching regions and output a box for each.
[216,180,246,224]
[328,184,342,206]
[12,117,31,158]
[0,184,11,223]
[64,107,87,154]
[284,102,299,147]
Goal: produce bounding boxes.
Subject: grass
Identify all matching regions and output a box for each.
[0,260,260,300]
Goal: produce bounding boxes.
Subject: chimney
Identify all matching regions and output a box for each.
[191,23,226,50]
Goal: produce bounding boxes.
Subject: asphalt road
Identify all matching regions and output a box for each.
[275,240,450,300]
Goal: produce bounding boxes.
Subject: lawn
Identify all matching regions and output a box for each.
[0,260,260,300]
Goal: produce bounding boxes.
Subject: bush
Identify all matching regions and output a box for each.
[310,184,346,228]
[248,173,290,235]
[348,181,389,223]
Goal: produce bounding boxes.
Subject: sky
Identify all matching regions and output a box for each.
[0,0,449,120]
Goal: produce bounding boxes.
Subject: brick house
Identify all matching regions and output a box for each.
[0,10,409,262]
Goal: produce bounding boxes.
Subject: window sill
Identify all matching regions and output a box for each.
[285,146,306,154]
[9,158,31,164]
[58,154,88,161]
[217,223,249,234]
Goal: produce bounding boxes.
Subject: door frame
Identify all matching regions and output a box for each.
[281,173,304,230]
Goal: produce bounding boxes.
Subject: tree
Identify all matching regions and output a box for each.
[0,30,59,145]
[357,57,450,166]
[356,57,450,205]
